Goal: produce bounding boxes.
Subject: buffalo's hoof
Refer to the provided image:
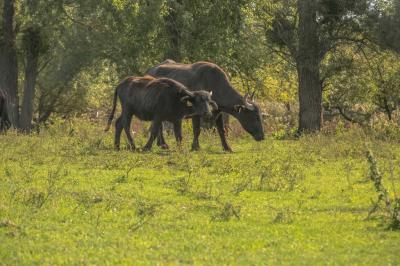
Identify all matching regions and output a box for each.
[141,146,152,152]
[191,145,200,152]
[160,144,169,150]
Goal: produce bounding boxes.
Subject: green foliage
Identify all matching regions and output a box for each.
[326,45,400,122]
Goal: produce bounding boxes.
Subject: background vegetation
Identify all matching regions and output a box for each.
[1,0,400,132]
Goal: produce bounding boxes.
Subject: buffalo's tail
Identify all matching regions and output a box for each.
[105,87,118,132]
[0,91,11,130]
[3,106,11,129]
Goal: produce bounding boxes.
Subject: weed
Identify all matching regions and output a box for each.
[343,162,354,190]
[366,149,400,230]
[170,177,192,195]
[257,158,304,192]
[211,201,241,222]
[267,205,295,224]
[129,197,159,232]
[134,197,158,218]
[113,167,134,184]
[232,177,253,196]
[165,154,196,195]
[0,219,24,238]
[73,191,102,210]
[272,211,294,224]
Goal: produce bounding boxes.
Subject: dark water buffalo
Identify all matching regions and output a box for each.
[146,60,264,152]
[105,76,217,151]
[0,89,11,132]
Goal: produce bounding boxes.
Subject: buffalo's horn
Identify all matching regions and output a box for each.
[183,89,194,97]
[245,102,256,111]
[210,100,218,111]
[250,91,256,101]
[234,105,243,112]
[244,93,249,102]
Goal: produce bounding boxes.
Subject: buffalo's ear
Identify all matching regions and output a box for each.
[180,95,193,107]
[262,112,268,119]
[180,95,191,102]
[234,105,244,113]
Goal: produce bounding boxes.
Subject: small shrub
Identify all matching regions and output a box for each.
[272,210,294,224]
[128,197,159,232]
[134,197,158,219]
[211,202,241,222]
[23,189,46,208]
[266,205,295,224]
[272,127,297,140]
[232,177,253,196]
[258,158,304,192]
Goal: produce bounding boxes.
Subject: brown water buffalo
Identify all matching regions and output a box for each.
[0,89,11,132]
[105,76,217,151]
[146,60,264,152]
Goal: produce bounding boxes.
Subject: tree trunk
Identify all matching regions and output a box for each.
[20,27,41,132]
[0,0,19,127]
[296,0,322,132]
[164,0,182,61]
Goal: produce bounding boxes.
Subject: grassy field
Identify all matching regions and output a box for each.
[1,120,399,265]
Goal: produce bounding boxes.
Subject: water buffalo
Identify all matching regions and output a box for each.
[146,60,265,152]
[105,76,217,151]
[0,89,11,132]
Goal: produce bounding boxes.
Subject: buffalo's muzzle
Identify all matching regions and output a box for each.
[204,111,213,118]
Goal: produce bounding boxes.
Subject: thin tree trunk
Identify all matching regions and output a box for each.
[20,27,40,132]
[0,0,19,127]
[382,96,393,121]
[297,0,322,132]
[164,0,182,61]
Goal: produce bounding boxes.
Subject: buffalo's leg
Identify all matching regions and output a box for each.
[156,123,169,149]
[173,120,183,146]
[114,116,123,150]
[123,113,135,150]
[191,116,201,151]
[215,112,232,152]
[143,120,162,151]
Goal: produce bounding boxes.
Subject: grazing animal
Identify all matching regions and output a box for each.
[105,76,217,151]
[146,60,265,152]
[0,89,11,132]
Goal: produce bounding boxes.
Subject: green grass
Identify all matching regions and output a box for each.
[1,120,399,265]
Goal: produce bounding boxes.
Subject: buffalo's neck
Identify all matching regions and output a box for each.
[215,84,246,114]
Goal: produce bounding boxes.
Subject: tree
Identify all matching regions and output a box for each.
[164,0,183,61]
[373,0,400,53]
[297,0,322,131]
[0,0,19,127]
[261,0,369,132]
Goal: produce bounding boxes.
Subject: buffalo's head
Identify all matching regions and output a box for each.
[233,93,265,141]
[181,91,218,118]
